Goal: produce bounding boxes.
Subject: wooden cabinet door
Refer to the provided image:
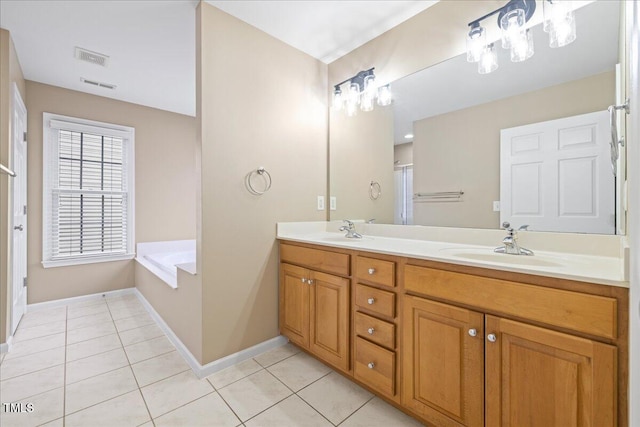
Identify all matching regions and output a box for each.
[485,315,617,427]
[309,270,350,370]
[280,263,310,347]
[402,296,484,427]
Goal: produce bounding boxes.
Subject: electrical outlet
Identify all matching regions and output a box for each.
[493,201,501,212]
[317,196,325,210]
[330,196,337,211]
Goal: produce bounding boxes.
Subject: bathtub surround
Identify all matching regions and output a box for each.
[0,29,25,347]
[24,81,197,303]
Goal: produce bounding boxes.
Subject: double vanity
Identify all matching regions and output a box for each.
[277,221,629,427]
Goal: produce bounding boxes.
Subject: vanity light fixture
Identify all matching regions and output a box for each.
[332,68,392,114]
[466,0,577,74]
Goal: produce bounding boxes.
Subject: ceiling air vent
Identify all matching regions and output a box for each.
[75,47,109,67]
[80,77,117,90]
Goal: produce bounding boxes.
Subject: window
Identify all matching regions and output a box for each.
[43,113,135,268]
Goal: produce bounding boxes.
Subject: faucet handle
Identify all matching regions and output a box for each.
[501,221,511,229]
[366,218,376,224]
[343,219,354,228]
[518,225,529,231]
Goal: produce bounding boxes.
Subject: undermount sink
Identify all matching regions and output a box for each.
[439,248,562,267]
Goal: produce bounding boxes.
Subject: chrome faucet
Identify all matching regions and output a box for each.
[339,220,362,239]
[494,222,533,256]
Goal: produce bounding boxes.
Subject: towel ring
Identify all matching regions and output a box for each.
[369,181,381,200]
[246,167,272,195]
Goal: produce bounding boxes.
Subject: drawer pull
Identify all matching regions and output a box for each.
[367,362,375,369]
[468,328,477,337]
[487,333,497,343]
[301,278,307,283]
[367,327,375,335]
[367,297,376,305]
[368,268,376,275]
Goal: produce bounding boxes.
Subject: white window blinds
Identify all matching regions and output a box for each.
[43,113,135,267]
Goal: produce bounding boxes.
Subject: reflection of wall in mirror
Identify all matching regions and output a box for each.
[412,70,615,229]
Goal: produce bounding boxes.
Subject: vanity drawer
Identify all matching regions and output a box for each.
[355,311,395,350]
[280,244,350,276]
[356,256,395,288]
[354,337,395,396]
[355,284,395,318]
[404,265,618,339]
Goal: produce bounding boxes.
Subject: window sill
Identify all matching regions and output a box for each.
[42,253,135,269]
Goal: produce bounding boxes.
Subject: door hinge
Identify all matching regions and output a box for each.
[23,205,27,215]
[23,277,27,287]
[23,132,27,142]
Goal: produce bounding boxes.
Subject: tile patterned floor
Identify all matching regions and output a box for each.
[0,293,424,426]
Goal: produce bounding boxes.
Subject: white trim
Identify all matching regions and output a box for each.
[42,253,135,269]
[134,289,287,379]
[1,336,14,354]
[26,288,136,312]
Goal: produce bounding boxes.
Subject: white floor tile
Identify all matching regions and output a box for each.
[0,364,65,402]
[340,397,424,427]
[66,311,113,331]
[217,370,292,422]
[207,358,263,389]
[298,371,373,425]
[65,390,151,427]
[0,347,66,380]
[38,417,64,427]
[253,343,300,368]
[244,395,332,427]
[0,386,64,427]
[18,307,67,329]
[115,312,155,332]
[154,392,241,427]
[141,370,214,418]
[65,298,107,309]
[131,350,190,387]
[109,305,147,321]
[66,333,122,362]
[266,352,332,392]
[119,324,164,346]
[66,348,129,384]
[67,322,117,345]
[13,321,66,342]
[67,303,109,320]
[65,366,138,415]
[124,335,175,364]
[3,333,66,361]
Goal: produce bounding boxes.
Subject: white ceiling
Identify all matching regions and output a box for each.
[0,0,437,117]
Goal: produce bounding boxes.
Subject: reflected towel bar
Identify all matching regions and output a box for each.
[414,191,463,202]
[0,163,16,177]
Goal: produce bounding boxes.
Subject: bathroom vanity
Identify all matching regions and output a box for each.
[277,223,628,427]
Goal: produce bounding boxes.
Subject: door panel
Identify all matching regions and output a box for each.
[279,263,309,347]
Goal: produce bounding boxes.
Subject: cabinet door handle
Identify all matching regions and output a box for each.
[308,279,314,285]
[367,297,375,305]
[367,327,375,335]
[367,362,375,369]
[368,268,376,275]
[468,328,477,337]
[301,278,307,283]
[487,333,497,343]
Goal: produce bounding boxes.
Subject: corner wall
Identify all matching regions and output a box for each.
[197,3,327,364]
[0,28,25,345]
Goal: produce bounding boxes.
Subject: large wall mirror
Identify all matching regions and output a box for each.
[329,0,625,235]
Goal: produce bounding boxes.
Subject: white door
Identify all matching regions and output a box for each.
[500,110,614,234]
[11,83,27,335]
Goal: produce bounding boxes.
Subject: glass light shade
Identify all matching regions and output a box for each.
[377,85,392,106]
[348,82,361,105]
[466,25,486,63]
[332,87,344,110]
[478,43,498,74]
[510,29,534,62]
[543,0,572,32]
[500,8,525,49]
[361,94,375,112]
[363,74,377,98]
[346,99,358,117]
[549,12,576,47]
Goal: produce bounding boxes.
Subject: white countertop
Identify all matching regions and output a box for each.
[277,222,629,288]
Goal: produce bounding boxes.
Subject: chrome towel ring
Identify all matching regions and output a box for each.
[246,167,272,195]
[369,181,381,200]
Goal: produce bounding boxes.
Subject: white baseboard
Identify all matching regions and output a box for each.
[133,289,287,379]
[0,335,13,354]
[26,288,136,312]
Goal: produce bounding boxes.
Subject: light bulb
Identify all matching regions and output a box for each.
[500,8,525,49]
[346,99,358,117]
[364,74,377,98]
[466,24,486,63]
[377,85,392,106]
[549,13,576,47]
[361,94,374,112]
[510,29,534,62]
[348,82,360,105]
[478,43,498,74]
[332,87,344,110]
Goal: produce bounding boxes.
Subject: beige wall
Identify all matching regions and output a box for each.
[1,29,25,345]
[198,3,327,364]
[412,71,615,229]
[329,105,394,223]
[394,142,413,166]
[25,81,197,303]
